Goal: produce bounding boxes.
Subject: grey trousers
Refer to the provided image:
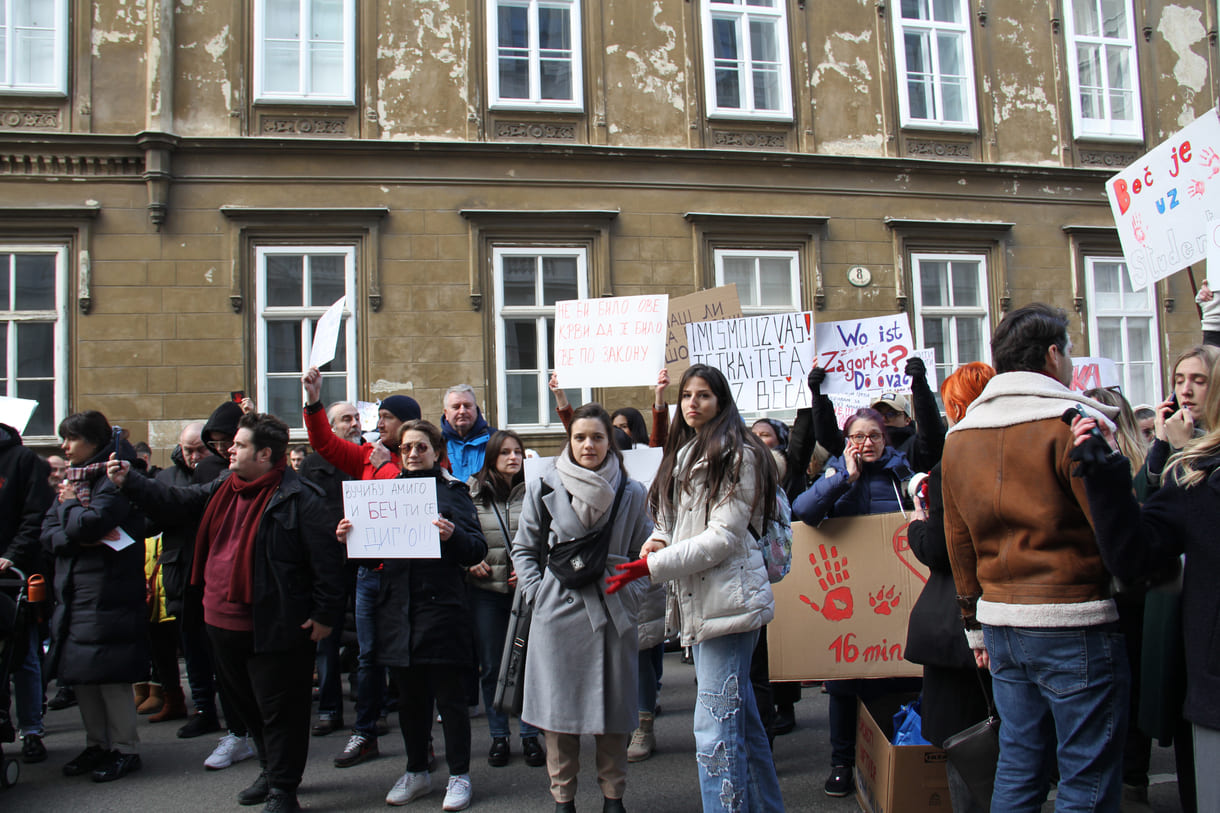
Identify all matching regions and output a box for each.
[76,683,139,753]
[1194,723,1220,813]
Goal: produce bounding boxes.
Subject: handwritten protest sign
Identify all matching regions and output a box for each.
[1106,107,1220,291]
[815,315,919,395]
[1069,357,1120,393]
[665,286,743,378]
[684,311,816,412]
[1209,216,1220,288]
[342,478,441,559]
[769,513,927,680]
[554,295,668,389]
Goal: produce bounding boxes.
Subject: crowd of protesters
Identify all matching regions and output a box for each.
[1,301,1215,812]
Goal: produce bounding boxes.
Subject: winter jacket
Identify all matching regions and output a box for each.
[892,370,946,474]
[940,371,1120,641]
[1082,452,1220,730]
[442,412,493,483]
[149,444,197,616]
[510,466,651,734]
[645,441,774,647]
[0,423,52,573]
[145,534,172,623]
[41,439,149,684]
[375,468,487,667]
[122,466,346,653]
[304,402,400,482]
[466,476,524,595]
[791,445,913,524]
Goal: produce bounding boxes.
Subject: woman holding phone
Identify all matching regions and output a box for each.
[606,364,785,812]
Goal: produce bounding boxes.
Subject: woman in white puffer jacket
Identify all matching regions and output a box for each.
[606,364,784,813]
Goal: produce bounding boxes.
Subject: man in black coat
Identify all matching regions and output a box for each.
[0,422,53,761]
[109,413,345,813]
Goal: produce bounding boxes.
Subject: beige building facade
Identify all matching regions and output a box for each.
[0,0,1216,453]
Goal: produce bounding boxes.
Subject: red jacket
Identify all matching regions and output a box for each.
[304,405,399,481]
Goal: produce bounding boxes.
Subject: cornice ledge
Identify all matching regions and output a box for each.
[0,204,101,220]
[1061,224,1119,235]
[459,208,619,223]
[884,217,1015,232]
[684,212,829,229]
[219,205,390,222]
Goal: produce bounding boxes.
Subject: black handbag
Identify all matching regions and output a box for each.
[941,669,1000,810]
[492,482,554,716]
[546,475,627,590]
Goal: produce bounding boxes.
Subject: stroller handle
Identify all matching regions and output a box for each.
[0,564,27,584]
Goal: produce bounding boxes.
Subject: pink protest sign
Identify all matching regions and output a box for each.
[554,294,668,389]
[1106,108,1220,291]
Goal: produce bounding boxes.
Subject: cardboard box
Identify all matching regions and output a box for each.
[855,695,951,813]
[769,512,929,680]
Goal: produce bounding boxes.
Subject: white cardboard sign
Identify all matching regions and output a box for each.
[554,295,668,389]
[308,296,346,371]
[342,478,441,559]
[684,311,817,412]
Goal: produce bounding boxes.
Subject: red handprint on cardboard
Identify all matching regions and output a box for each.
[799,543,854,621]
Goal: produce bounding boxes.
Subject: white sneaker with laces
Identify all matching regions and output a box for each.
[204,733,256,770]
[442,774,472,811]
[386,770,431,806]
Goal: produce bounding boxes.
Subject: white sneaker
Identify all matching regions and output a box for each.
[386,771,431,806]
[442,775,472,811]
[204,733,256,770]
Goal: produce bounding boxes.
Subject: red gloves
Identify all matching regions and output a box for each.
[605,558,650,594]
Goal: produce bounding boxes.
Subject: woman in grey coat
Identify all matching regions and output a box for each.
[511,403,653,813]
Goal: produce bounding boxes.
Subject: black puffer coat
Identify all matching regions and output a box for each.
[375,468,487,668]
[41,439,149,684]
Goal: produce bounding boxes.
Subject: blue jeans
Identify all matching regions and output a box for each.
[638,643,663,714]
[692,629,785,813]
[14,623,43,737]
[353,568,387,738]
[469,586,538,740]
[984,624,1129,813]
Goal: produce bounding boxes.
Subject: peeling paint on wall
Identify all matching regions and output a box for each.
[810,32,873,93]
[91,0,147,56]
[370,379,416,395]
[377,0,470,139]
[1158,6,1208,94]
[620,1,684,112]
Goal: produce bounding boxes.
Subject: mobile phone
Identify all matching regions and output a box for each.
[231,390,245,403]
[1165,392,1180,417]
[112,426,123,451]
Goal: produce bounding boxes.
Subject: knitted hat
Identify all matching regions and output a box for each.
[379,395,421,422]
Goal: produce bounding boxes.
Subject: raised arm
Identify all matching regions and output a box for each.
[904,357,946,472]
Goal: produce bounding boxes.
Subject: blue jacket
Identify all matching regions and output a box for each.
[792,446,914,524]
[443,411,493,482]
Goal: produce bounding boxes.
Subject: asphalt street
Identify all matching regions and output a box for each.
[1,652,1186,812]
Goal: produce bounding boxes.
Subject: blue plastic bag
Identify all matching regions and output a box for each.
[892,698,932,746]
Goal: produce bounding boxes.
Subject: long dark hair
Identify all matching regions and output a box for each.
[611,407,649,446]
[648,364,777,525]
[471,429,525,504]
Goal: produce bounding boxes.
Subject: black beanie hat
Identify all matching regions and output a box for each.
[379,395,421,423]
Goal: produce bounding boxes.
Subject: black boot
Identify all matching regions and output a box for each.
[488,736,510,767]
[603,798,626,813]
[263,788,301,813]
[555,802,576,813]
[238,771,271,806]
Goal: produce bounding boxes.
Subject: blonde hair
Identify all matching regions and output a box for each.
[1083,387,1146,476]
[1165,353,1220,488]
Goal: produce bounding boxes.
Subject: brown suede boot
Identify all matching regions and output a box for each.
[149,685,187,723]
[137,684,164,715]
[133,683,150,709]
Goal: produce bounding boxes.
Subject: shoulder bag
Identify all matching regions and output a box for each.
[546,474,627,590]
[941,668,1000,810]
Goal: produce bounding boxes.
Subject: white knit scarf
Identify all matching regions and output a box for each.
[554,445,622,530]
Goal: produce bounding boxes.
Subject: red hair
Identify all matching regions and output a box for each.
[940,362,996,424]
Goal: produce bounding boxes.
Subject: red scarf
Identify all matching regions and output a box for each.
[191,459,286,605]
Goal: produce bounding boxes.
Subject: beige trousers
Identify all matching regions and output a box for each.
[544,730,628,802]
[76,682,140,753]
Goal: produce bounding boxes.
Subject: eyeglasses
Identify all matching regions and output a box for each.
[847,433,885,445]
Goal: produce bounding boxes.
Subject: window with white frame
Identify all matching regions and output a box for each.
[494,246,589,428]
[1063,0,1141,140]
[1085,256,1158,405]
[0,0,68,95]
[488,0,582,109]
[912,253,990,384]
[700,0,792,120]
[714,249,800,315]
[254,0,355,104]
[892,0,977,129]
[0,246,67,439]
[255,246,357,433]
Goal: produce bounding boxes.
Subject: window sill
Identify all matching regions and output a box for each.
[489,101,584,114]
[252,97,358,108]
[706,110,794,124]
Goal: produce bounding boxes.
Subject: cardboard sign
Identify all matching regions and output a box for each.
[342,478,441,559]
[684,311,817,412]
[554,294,668,389]
[1106,107,1220,291]
[308,296,345,371]
[1069,357,1121,393]
[665,286,743,378]
[856,695,950,813]
[0,396,38,435]
[815,315,919,395]
[769,512,928,680]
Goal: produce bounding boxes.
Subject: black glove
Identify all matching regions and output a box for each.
[807,367,827,394]
[1060,407,1116,477]
[904,356,927,380]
